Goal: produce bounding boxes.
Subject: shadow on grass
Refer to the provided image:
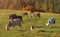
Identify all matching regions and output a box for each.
[37,30,60,33]
[33,26,60,28]
[18,29,27,32]
[52,26,60,28]
[33,26,42,28]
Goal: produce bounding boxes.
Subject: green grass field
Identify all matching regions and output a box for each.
[0,10,60,37]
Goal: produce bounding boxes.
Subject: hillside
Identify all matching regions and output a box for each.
[0,10,60,37]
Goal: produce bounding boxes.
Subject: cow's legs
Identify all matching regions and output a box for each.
[5,25,9,30]
[6,21,13,30]
[19,24,22,31]
[38,14,40,19]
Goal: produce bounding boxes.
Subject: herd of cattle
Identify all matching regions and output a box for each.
[5,11,55,31]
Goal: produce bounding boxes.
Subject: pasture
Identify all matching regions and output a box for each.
[0,10,60,37]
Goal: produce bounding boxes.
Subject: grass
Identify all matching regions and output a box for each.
[0,10,60,37]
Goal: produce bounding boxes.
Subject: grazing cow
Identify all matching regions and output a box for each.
[30,9,41,19]
[46,17,55,27]
[6,14,23,30]
[31,12,40,19]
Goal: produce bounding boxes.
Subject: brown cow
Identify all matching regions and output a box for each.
[6,14,23,31]
[31,12,40,19]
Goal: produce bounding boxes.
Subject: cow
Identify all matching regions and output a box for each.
[46,17,55,27]
[31,12,40,19]
[5,14,23,31]
[30,9,41,19]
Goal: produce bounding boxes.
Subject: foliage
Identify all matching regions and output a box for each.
[0,0,60,13]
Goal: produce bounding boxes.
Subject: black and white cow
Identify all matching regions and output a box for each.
[46,17,55,27]
[5,14,23,30]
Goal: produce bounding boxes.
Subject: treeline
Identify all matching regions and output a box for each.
[0,0,60,13]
